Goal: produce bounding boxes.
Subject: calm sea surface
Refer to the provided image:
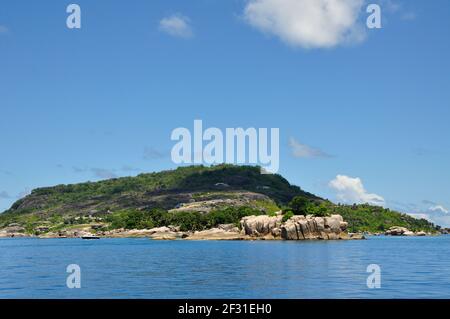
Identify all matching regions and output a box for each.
[1,236,449,298]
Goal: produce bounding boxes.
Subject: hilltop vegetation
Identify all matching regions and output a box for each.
[2,164,314,217]
[0,164,439,235]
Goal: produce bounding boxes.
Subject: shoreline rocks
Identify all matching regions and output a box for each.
[238,214,355,240]
[8,216,442,241]
[240,215,283,239]
[186,228,244,240]
[385,226,430,237]
[280,215,349,240]
[0,225,32,238]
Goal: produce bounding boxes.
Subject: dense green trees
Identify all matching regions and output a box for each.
[334,204,437,233]
[104,206,264,232]
[286,196,331,217]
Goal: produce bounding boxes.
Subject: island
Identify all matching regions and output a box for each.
[0,165,440,239]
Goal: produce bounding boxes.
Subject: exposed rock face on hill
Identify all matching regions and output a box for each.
[168,192,269,214]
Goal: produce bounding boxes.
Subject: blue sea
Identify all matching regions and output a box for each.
[1,236,449,299]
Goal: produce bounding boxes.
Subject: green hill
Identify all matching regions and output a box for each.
[0,164,439,235]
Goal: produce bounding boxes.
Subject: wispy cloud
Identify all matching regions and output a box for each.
[243,0,366,49]
[121,165,142,172]
[412,147,444,157]
[401,12,416,21]
[0,25,9,34]
[159,14,193,38]
[387,199,450,228]
[380,0,401,13]
[72,165,145,179]
[379,0,416,22]
[90,168,118,179]
[0,191,11,199]
[409,204,450,227]
[422,199,437,206]
[143,147,167,160]
[16,188,31,199]
[289,137,332,158]
[429,205,449,214]
[329,175,385,206]
[72,166,86,173]
[0,169,13,176]
[72,166,117,179]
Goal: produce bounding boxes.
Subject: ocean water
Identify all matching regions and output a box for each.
[0,236,449,299]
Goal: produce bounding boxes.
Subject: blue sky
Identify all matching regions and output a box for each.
[1,0,450,226]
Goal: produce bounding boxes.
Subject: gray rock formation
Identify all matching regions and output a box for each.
[240,215,283,238]
[281,215,348,240]
[186,228,244,240]
[0,225,30,238]
[239,214,351,240]
[385,226,430,236]
[385,226,409,236]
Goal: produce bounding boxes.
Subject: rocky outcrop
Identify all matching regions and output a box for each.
[281,215,349,240]
[240,215,283,239]
[349,233,366,240]
[0,214,362,241]
[217,223,239,232]
[0,231,30,238]
[168,192,272,214]
[98,226,187,239]
[238,214,352,240]
[186,228,244,240]
[385,226,409,236]
[39,229,94,238]
[147,226,187,240]
[385,226,429,236]
[0,225,31,238]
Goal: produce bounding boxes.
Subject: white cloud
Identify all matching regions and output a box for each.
[159,14,193,38]
[429,205,449,214]
[289,137,331,158]
[410,205,450,228]
[243,0,366,49]
[329,175,385,205]
[386,200,450,228]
